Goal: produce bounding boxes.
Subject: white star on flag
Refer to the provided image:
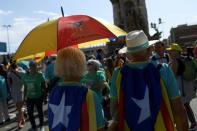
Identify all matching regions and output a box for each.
[49,93,72,129]
[132,87,151,124]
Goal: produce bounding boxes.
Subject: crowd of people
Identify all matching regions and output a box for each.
[0,30,197,131]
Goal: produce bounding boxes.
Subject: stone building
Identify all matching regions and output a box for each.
[110,0,149,35]
[169,24,197,47]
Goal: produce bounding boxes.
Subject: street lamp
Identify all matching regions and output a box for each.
[150,18,164,40]
[2,24,11,54]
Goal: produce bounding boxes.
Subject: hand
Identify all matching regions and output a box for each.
[107,121,118,131]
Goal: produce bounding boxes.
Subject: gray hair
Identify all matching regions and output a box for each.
[87,59,101,71]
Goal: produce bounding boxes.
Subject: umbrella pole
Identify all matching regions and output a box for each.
[61,6,64,17]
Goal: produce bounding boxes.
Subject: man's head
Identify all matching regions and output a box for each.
[87,59,100,73]
[29,60,38,73]
[154,41,165,57]
[119,30,158,61]
[50,54,57,62]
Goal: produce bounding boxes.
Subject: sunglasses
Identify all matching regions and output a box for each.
[87,63,93,66]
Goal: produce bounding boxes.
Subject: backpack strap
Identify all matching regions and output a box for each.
[164,54,170,63]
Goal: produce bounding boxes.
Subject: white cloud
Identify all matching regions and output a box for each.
[34,10,60,17]
[0,17,45,53]
[0,14,62,53]
[0,10,13,15]
[193,16,197,21]
[13,17,40,22]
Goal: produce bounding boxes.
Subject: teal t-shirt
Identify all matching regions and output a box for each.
[110,61,180,100]
[81,71,106,87]
[81,70,106,102]
[22,72,45,98]
[45,63,55,81]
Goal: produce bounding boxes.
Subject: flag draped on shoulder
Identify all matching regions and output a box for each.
[48,84,88,131]
[118,63,162,131]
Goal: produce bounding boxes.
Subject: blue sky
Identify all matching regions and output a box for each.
[0,0,197,52]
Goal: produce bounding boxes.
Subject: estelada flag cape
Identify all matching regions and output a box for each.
[48,84,97,131]
[116,63,175,131]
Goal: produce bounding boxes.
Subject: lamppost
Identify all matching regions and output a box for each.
[2,24,11,54]
[150,18,164,40]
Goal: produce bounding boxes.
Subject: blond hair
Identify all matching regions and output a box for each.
[55,47,86,78]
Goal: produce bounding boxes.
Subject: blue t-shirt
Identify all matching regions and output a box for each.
[110,61,180,100]
[45,63,55,81]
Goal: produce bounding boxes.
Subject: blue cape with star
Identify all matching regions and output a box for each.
[120,63,162,131]
[48,84,88,131]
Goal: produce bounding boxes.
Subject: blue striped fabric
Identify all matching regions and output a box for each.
[127,41,149,52]
[121,63,162,131]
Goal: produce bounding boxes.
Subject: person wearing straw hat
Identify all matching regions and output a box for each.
[167,43,197,130]
[109,30,188,131]
[166,43,183,75]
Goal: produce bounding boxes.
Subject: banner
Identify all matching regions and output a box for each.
[0,42,7,52]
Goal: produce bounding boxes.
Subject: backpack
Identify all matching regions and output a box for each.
[182,58,197,81]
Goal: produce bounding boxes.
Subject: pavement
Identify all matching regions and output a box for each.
[0,98,197,131]
[0,100,49,131]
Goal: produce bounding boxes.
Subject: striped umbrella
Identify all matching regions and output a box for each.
[14,15,126,61]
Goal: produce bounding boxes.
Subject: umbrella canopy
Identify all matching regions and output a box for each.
[14,15,126,61]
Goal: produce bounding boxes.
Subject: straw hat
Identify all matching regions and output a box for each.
[166,43,182,52]
[119,30,159,54]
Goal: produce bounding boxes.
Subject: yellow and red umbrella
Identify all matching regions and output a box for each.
[14,15,127,61]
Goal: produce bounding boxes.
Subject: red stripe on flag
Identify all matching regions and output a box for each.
[160,98,174,131]
[80,101,89,131]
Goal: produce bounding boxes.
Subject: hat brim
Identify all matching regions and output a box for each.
[149,40,159,46]
[166,48,182,52]
[166,48,172,51]
[119,40,159,54]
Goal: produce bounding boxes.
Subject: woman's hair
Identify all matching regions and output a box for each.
[105,58,114,75]
[87,59,100,71]
[55,47,86,78]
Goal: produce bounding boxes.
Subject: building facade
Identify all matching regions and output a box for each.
[169,24,197,47]
[110,0,149,35]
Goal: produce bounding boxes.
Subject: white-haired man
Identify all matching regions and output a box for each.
[109,30,188,131]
